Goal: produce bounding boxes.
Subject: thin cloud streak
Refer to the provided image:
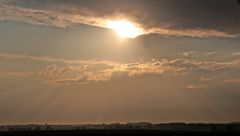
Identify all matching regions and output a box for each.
[224,79,240,84]
[186,84,209,89]
[0,3,106,28]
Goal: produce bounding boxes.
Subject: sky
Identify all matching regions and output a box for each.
[0,0,240,124]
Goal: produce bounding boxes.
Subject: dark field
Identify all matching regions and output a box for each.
[1,130,240,136]
[1,123,240,136]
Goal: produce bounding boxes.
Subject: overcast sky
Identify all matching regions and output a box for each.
[0,0,240,124]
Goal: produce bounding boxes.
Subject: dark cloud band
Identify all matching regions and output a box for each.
[1,0,240,37]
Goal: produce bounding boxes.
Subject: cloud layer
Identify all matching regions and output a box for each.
[1,0,240,37]
[0,53,239,89]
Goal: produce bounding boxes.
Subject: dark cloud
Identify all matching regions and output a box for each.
[3,0,240,37]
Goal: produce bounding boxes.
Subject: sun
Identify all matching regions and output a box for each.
[106,20,142,38]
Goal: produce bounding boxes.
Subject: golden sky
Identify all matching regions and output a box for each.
[0,0,240,124]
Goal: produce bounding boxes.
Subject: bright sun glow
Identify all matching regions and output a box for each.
[106,20,142,38]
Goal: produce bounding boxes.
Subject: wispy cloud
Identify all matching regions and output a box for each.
[200,77,213,82]
[232,52,240,56]
[224,78,240,84]
[0,71,33,79]
[0,53,116,65]
[0,3,106,28]
[39,60,187,85]
[1,53,240,85]
[186,83,209,89]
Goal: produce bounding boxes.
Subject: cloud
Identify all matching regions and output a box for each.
[206,51,218,56]
[48,76,97,85]
[200,77,213,82]
[182,51,198,57]
[39,60,187,85]
[39,64,114,85]
[186,84,209,89]
[0,53,116,65]
[224,79,240,84]
[232,52,240,56]
[31,56,240,85]
[1,0,240,37]
[182,51,220,58]
[0,3,69,27]
[1,53,240,85]
[0,71,33,79]
[0,3,106,28]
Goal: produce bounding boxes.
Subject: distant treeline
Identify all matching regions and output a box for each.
[1,122,240,132]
